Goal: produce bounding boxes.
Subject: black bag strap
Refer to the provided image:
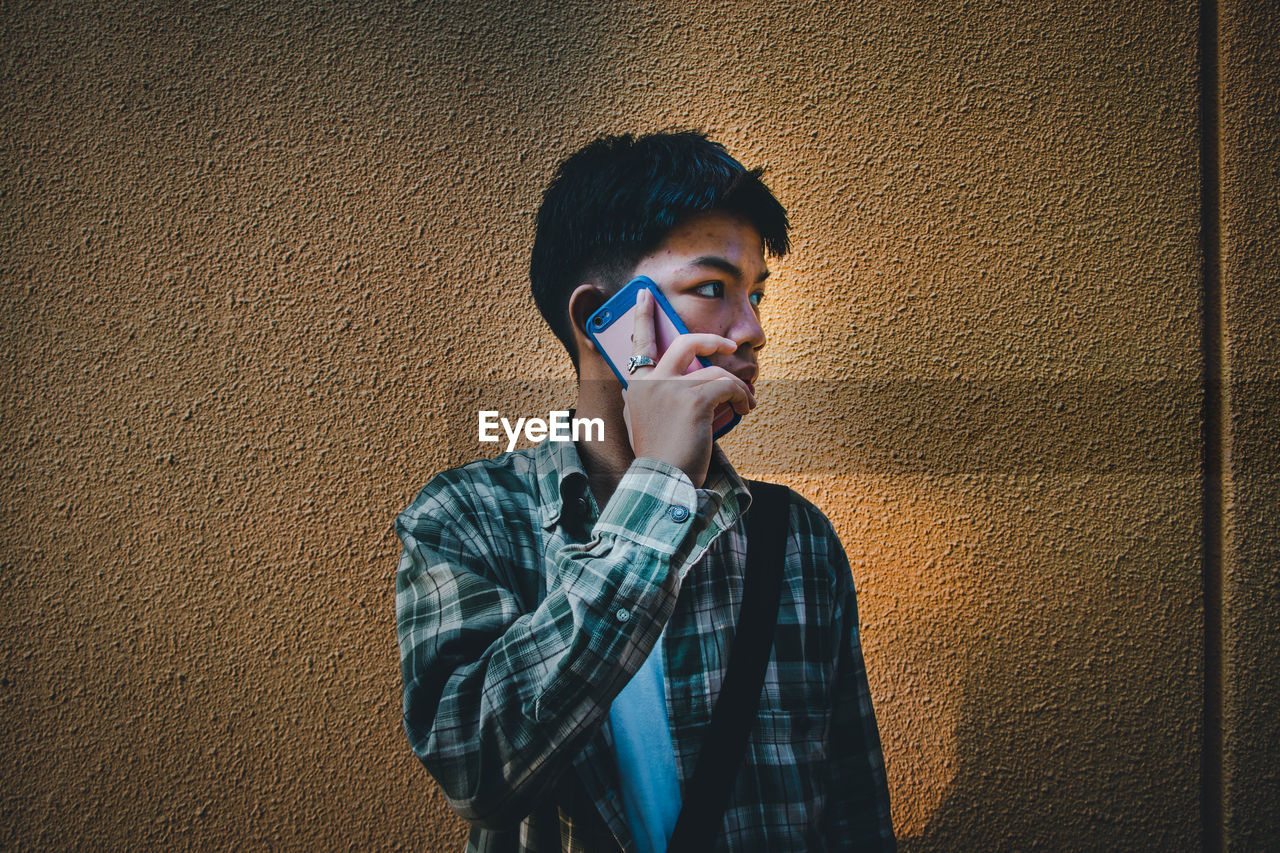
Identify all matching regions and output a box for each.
[666,481,790,852]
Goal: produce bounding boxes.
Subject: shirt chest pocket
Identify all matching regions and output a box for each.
[751,659,832,750]
[750,707,830,772]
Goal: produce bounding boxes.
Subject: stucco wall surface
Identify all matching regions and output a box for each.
[1219,0,1280,846]
[0,0,1268,849]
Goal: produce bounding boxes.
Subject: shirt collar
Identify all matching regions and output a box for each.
[532,433,590,530]
[704,443,754,522]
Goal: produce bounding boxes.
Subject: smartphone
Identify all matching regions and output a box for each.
[585,275,742,439]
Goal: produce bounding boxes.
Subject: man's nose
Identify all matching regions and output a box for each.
[729,296,766,352]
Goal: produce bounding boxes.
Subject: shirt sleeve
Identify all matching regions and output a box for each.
[824,526,897,849]
[394,457,721,830]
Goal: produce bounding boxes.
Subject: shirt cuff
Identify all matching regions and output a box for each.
[592,457,708,558]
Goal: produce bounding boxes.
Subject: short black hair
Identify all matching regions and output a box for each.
[530,132,790,367]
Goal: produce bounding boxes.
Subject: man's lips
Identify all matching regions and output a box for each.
[730,366,758,390]
[732,361,757,394]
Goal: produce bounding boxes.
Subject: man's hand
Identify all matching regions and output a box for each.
[622,288,755,488]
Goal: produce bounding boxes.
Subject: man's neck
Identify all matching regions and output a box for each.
[573,378,634,509]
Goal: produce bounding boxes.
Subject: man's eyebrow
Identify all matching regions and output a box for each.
[689,255,771,283]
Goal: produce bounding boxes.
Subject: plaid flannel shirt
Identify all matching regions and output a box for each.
[395,436,895,851]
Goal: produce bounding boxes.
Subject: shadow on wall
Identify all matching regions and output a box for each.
[733,373,1201,847]
[900,472,1200,850]
[774,466,1202,849]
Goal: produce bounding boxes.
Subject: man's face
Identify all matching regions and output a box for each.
[629,210,769,391]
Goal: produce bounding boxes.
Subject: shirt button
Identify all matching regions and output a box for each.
[615,608,630,622]
[575,497,589,516]
[669,505,690,523]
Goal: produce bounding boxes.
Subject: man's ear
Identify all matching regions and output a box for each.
[567,283,609,356]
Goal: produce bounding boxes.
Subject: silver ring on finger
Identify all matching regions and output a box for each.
[627,355,657,375]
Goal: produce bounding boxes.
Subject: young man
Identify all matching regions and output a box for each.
[395,132,895,851]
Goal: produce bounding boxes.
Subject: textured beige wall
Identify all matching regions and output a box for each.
[0,0,1272,849]
[1220,0,1280,846]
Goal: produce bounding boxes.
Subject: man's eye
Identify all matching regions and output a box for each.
[750,291,765,308]
[694,281,724,298]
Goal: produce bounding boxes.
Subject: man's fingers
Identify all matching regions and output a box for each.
[630,288,658,368]
[665,366,755,413]
[653,332,738,377]
[701,376,754,416]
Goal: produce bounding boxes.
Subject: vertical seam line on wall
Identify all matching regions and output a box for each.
[1199,0,1224,849]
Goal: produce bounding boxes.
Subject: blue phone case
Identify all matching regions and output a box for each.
[586,276,742,439]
